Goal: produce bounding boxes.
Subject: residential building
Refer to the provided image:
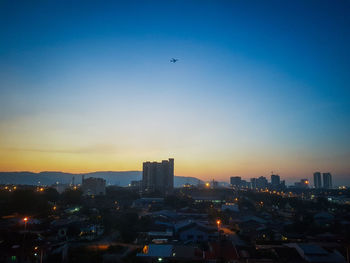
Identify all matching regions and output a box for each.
[175,221,218,242]
[313,172,322,189]
[256,176,268,189]
[81,176,106,196]
[271,174,280,187]
[142,158,174,194]
[250,178,257,189]
[294,179,310,189]
[230,176,241,187]
[286,243,346,263]
[323,172,333,189]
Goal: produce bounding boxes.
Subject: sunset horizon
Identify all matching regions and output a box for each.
[1,1,350,262]
[1,1,349,185]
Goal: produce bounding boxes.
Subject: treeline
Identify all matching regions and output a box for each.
[0,187,82,217]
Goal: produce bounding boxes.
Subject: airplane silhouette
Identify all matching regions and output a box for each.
[170,58,179,63]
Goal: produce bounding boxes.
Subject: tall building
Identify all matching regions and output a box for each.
[280,180,286,188]
[256,176,268,189]
[142,158,174,194]
[250,178,257,189]
[230,176,241,187]
[323,173,332,189]
[271,174,280,187]
[313,172,322,189]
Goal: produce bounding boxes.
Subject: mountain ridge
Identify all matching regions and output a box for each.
[0,171,203,187]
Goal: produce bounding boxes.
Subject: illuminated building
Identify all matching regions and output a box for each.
[294,179,309,189]
[256,176,268,189]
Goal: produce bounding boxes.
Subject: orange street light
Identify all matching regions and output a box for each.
[23,217,28,231]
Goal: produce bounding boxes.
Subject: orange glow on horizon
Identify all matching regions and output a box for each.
[0,145,347,182]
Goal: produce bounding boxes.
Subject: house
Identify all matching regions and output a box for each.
[221,203,240,213]
[136,244,203,262]
[175,221,218,242]
[238,216,267,233]
[238,216,268,241]
[172,246,203,262]
[286,243,346,263]
[314,212,334,226]
[204,240,240,262]
[137,244,173,262]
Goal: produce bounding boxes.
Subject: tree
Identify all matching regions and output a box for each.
[61,189,83,205]
[44,187,60,202]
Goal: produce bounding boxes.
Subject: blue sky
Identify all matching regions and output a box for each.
[0,0,349,184]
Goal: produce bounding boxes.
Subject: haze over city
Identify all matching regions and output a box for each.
[1,1,349,184]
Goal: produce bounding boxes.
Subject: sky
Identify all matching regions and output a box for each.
[0,0,349,185]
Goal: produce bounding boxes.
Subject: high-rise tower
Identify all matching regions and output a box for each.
[142,158,174,194]
[271,174,280,187]
[323,172,332,189]
[313,172,322,189]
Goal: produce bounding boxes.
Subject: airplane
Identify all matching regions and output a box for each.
[170,58,179,63]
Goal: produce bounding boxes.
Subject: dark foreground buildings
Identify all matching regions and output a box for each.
[142,158,174,194]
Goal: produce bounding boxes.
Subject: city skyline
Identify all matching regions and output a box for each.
[1,1,349,183]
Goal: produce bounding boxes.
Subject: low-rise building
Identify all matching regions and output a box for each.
[286,243,346,263]
[175,221,218,242]
[81,176,106,196]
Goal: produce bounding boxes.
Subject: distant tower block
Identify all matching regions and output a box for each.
[323,173,333,189]
[313,172,322,189]
[142,158,174,194]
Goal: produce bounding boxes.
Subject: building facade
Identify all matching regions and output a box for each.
[82,176,106,196]
[294,179,309,189]
[230,176,242,187]
[313,172,322,189]
[323,172,332,189]
[142,158,174,194]
[271,174,280,187]
[256,176,268,189]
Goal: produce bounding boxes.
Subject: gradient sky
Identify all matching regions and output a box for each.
[0,0,349,184]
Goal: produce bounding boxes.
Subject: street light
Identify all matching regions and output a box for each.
[23,217,28,231]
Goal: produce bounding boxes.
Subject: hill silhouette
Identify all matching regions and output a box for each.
[0,171,202,187]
